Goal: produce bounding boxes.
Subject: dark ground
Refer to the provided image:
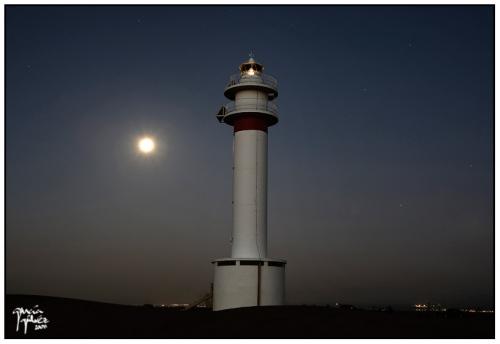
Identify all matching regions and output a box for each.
[5,295,494,338]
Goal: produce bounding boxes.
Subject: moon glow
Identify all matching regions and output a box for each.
[138,137,155,154]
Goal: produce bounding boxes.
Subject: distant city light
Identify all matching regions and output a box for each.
[461,309,494,313]
[412,303,446,312]
[412,303,493,313]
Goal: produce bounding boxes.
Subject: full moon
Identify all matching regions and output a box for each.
[138,137,155,154]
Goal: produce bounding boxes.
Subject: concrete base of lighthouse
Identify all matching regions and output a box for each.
[212,258,286,311]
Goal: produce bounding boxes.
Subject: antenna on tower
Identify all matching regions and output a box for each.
[248,51,256,62]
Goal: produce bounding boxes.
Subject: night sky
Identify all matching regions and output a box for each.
[6,5,493,308]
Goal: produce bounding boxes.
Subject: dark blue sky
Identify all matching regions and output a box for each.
[6,5,493,308]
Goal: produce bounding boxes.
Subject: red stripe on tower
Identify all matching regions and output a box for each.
[233,115,271,133]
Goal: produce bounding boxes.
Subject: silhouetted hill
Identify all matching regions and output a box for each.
[5,294,494,338]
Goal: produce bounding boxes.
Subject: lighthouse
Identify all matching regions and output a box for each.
[212,56,286,311]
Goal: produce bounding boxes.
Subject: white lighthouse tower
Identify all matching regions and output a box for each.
[212,56,286,311]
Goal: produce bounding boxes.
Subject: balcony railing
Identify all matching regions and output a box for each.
[226,73,278,90]
[225,100,278,116]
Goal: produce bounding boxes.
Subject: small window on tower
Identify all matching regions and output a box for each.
[240,260,263,266]
[217,260,236,266]
[268,261,285,267]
